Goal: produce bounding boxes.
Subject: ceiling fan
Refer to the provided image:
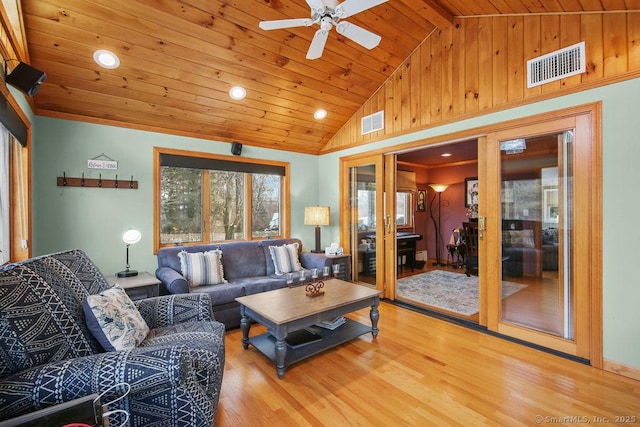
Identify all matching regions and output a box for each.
[259,0,388,60]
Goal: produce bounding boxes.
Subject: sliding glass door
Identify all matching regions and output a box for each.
[339,106,600,363]
[340,155,385,292]
[486,113,596,360]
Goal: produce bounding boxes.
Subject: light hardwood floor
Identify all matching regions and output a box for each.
[215,302,640,426]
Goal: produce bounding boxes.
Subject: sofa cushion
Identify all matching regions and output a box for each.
[179,250,227,286]
[503,229,535,248]
[218,241,268,280]
[259,238,303,276]
[268,242,302,275]
[156,244,222,275]
[83,285,150,351]
[232,276,288,294]
[190,282,247,305]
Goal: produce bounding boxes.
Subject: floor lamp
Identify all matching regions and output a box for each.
[429,184,449,266]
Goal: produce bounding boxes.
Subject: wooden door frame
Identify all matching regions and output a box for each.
[340,153,386,293]
[338,103,602,368]
[484,108,601,365]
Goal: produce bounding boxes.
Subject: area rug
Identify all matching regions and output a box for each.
[396,270,527,316]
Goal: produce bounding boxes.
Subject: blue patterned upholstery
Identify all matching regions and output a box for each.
[0,249,225,426]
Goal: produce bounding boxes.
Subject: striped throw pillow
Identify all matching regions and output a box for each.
[178,250,227,287]
[269,243,302,275]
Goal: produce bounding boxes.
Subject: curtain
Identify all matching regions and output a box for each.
[11,133,28,260]
[397,170,417,192]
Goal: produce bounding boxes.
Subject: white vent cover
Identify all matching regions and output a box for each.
[527,41,585,88]
[361,110,384,135]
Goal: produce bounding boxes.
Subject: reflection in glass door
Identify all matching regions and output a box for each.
[351,165,377,284]
[499,131,572,338]
[341,155,385,291]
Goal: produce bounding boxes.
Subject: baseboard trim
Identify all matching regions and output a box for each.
[603,359,640,381]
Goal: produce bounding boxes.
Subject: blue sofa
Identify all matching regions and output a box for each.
[0,249,225,426]
[156,238,331,329]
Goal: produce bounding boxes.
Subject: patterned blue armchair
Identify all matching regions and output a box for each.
[0,249,225,426]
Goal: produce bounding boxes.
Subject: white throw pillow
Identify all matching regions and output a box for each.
[83,285,150,351]
[178,250,227,286]
[269,243,302,275]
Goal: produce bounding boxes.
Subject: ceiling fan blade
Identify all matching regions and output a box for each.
[306,29,329,60]
[305,0,326,14]
[335,0,387,19]
[335,21,382,50]
[259,18,313,31]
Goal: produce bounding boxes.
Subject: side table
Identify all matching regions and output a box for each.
[327,254,351,281]
[105,272,161,300]
[446,244,466,269]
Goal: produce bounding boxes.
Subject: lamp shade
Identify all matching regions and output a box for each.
[122,229,141,245]
[304,206,330,226]
[428,183,449,193]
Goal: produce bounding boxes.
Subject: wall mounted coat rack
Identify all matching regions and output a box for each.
[57,173,138,189]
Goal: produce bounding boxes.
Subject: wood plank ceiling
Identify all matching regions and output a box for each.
[16,0,638,154]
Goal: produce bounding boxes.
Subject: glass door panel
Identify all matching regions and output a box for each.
[351,164,377,284]
[341,155,385,291]
[499,132,573,338]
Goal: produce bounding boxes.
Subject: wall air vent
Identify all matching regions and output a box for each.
[361,110,384,135]
[527,41,585,88]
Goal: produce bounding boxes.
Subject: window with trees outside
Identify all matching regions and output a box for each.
[155,148,289,249]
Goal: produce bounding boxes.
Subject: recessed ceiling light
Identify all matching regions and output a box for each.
[441,153,452,157]
[93,49,120,69]
[314,109,327,120]
[229,86,246,100]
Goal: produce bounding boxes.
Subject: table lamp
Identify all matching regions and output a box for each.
[117,229,142,277]
[304,206,330,253]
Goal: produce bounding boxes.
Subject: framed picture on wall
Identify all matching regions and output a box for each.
[465,177,479,207]
[416,189,426,212]
[543,187,559,223]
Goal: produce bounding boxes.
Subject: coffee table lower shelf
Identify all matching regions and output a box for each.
[247,318,371,369]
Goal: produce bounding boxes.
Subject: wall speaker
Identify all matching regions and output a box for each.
[231,141,243,156]
[5,62,47,97]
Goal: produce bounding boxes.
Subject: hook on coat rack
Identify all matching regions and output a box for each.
[56,173,138,189]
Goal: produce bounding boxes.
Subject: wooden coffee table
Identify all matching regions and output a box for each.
[236,278,381,379]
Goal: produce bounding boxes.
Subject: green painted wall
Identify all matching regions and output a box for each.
[32,117,320,275]
[30,77,640,371]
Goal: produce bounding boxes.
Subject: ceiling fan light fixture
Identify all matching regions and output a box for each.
[93,50,120,69]
[229,86,246,100]
[314,109,327,120]
[259,0,388,60]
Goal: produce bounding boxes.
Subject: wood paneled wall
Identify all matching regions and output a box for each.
[323,13,640,152]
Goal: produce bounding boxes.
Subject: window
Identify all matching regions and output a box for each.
[396,191,413,227]
[356,186,413,230]
[155,148,289,249]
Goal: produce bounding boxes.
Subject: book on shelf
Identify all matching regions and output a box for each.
[315,316,346,330]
